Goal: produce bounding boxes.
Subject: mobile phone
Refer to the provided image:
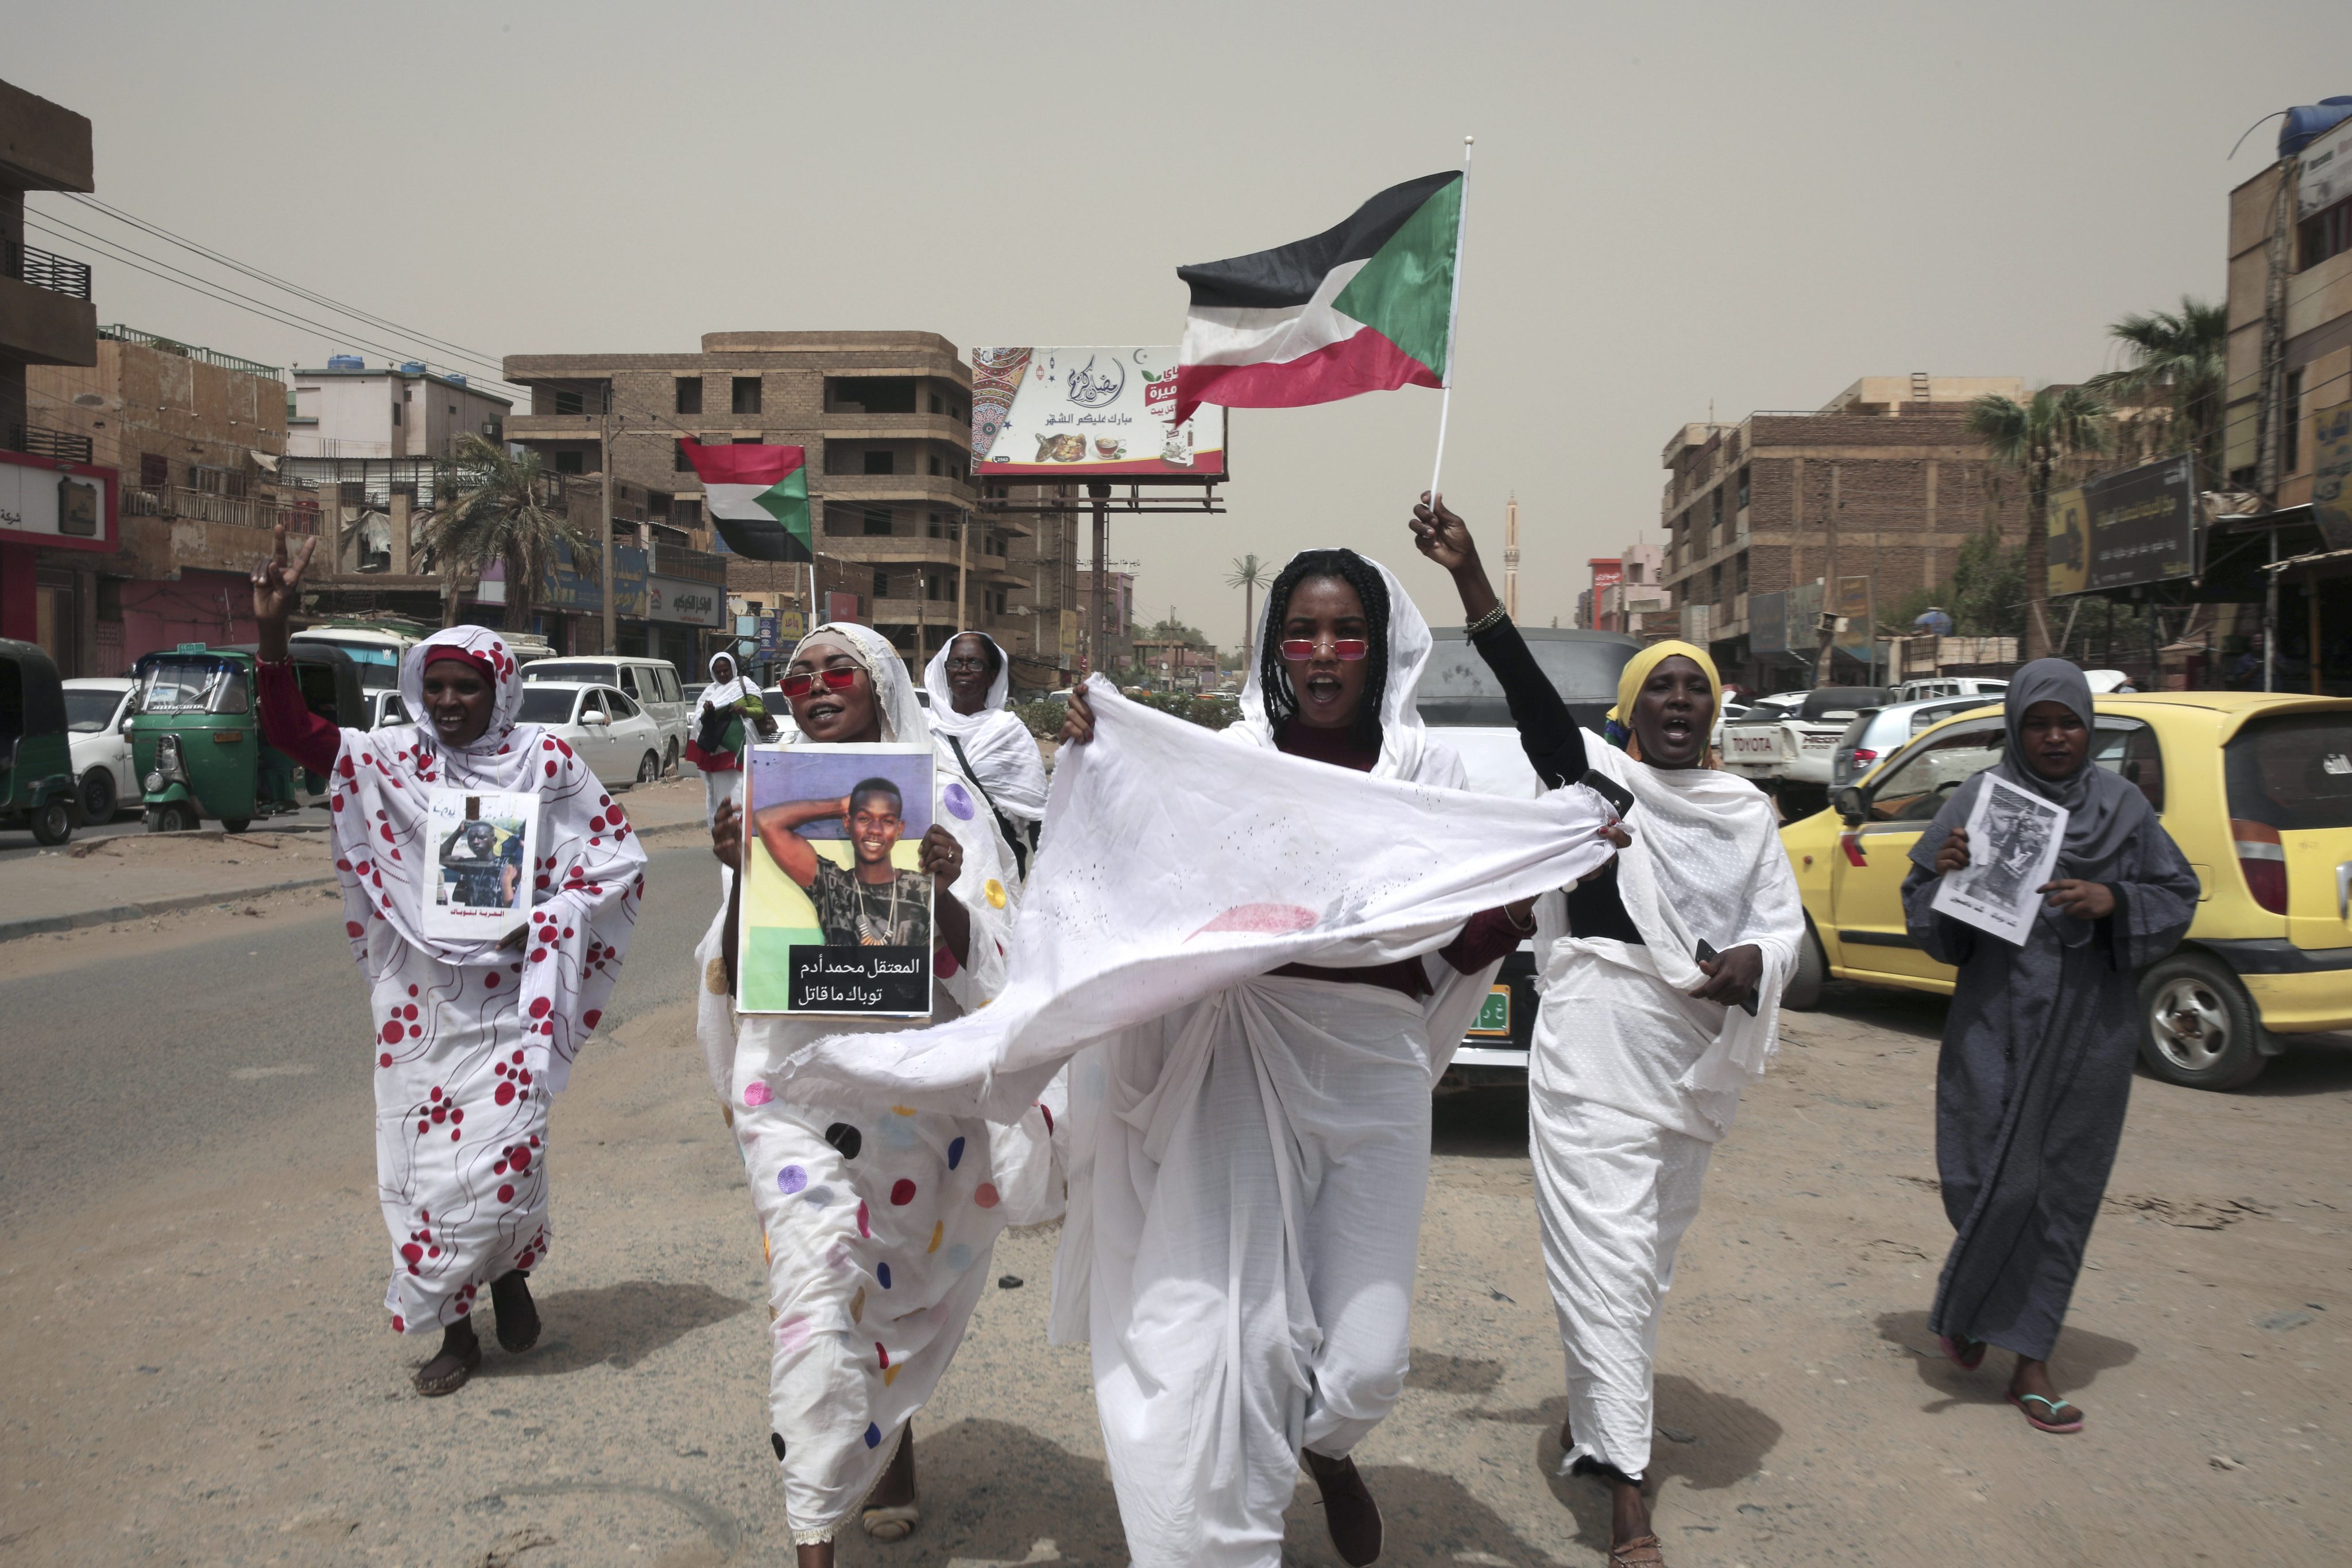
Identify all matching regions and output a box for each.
[1578,768,1634,819]
[1695,939,1761,1016]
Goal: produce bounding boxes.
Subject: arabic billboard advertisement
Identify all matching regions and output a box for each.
[0,449,114,553]
[647,575,725,628]
[970,346,1227,479]
[2076,454,2197,594]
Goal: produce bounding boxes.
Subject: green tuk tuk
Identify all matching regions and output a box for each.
[0,637,82,845]
[127,642,365,833]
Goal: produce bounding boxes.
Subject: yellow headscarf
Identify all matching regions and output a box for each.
[1607,640,1723,765]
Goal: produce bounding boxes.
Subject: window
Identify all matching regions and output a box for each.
[734,436,763,446]
[929,456,942,475]
[655,669,682,703]
[1864,719,2006,821]
[930,394,943,415]
[830,377,916,413]
[732,376,762,415]
[138,453,168,488]
[554,389,583,416]
[2284,369,2303,474]
[873,570,891,599]
[927,512,943,539]
[577,690,607,723]
[1735,552,1750,594]
[2300,197,2352,272]
[2093,718,2165,813]
[676,377,702,414]
[862,508,893,536]
[1711,489,1723,534]
[608,689,642,718]
[391,402,402,427]
[516,688,576,724]
[555,451,585,474]
[864,450,895,475]
[619,668,640,697]
[674,443,694,472]
[1737,465,1750,510]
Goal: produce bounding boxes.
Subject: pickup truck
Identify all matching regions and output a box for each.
[1720,686,1893,816]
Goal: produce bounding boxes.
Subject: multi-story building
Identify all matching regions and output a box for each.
[1658,376,2032,690]
[503,332,1034,680]
[285,358,511,465]
[2224,104,2352,500]
[1593,541,1670,634]
[2,77,104,665]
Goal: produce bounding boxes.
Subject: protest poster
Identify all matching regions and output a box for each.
[736,742,935,1016]
[1929,773,2068,946]
[421,789,539,942]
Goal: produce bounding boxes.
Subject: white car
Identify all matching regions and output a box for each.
[1828,694,2003,788]
[511,682,667,787]
[366,689,412,730]
[1893,675,2009,703]
[62,677,138,820]
[523,657,688,772]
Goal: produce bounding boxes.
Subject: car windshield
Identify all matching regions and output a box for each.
[292,637,401,690]
[137,658,250,715]
[64,689,122,732]
[528,661,617,687]
[516,688,577,725]
[1416,634,1635,726]
[2226,714,2352,831]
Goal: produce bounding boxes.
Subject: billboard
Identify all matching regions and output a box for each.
[0,450,114,553]
[647,575,724,627]
[2046,484,2091,598]
[2301,119,2352,218]
[2062,454,2198,594]
[2311,400,2352,551]
[970,346,1226,479]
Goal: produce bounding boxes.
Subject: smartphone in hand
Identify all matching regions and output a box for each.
[1579,768,1634,819]
[1695,938,1760,1017]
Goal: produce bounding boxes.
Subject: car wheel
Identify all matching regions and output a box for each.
[32,799,75,846]
[1781,916,1828,1010]
[79,768,118,820]
[2137,951,2267,1091]
[637,751,661,785]
[221,817,252,835]
[665,737,680,775]
[146,802,196,834]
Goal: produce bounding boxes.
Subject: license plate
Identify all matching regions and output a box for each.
[1468,985,1511,1036]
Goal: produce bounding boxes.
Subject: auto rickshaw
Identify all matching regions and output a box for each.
[0,637,82,845]
[126,642,364,833]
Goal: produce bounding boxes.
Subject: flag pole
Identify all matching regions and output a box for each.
[1428,134,1473,506]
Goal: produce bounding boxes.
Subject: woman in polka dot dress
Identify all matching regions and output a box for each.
[695,622,1050,1565]
[250,526,647,1396]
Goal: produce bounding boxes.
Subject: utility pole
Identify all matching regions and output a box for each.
[1503,491,1520,620]
[1089,481,1111,679]
[956,510,970,632]
[599,408,616,655]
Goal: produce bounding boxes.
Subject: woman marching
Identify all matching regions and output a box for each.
[697,621,1050,1565]
[687,652,776,827]
[1902,660,2196,1435]
[1055,548,1534,1568]
[1413,498,1804,1568]
[923,630,1048,876]
[250,526,645,1396]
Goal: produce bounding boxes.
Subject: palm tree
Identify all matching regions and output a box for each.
[419,435,602,631]
[1965,388,2112,659]
[2088,296,2226,487]
[1225,552,1270,655]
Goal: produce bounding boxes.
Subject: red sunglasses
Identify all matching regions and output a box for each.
[778,667,862,698]
[1278,637,1370,661]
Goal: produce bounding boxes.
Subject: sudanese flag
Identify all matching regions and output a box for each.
[678,439,811,561]
[1173,171,1463,426]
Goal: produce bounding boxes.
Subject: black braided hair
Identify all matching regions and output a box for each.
[1256,548,1391,754]
[949,632,1003,680]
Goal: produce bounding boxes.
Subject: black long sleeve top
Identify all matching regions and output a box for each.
[1466,615,1644,945]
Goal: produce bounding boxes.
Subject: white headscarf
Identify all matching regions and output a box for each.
[922,630,1048,822]
[699,652,751,715]
[1232,550,1436,783]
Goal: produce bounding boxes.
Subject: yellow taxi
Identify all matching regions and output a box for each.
[1778,692,2352,1090]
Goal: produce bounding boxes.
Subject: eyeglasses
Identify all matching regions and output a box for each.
[943,656,990,672]
[777,667,861,697]
[1278,638,1370,661]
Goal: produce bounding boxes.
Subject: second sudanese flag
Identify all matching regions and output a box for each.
[676,438,811,561]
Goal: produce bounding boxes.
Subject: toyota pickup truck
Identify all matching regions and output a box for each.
[1720,686,1892,817]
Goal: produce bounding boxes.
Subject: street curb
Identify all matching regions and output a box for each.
[0,817,709,946]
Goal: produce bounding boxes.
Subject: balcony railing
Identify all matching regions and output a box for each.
[5,241,92,301]
[119,482,321,533]
[98,324,281,381]
[7,424,94,463]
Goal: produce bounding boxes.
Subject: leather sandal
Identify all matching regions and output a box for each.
[412,1337,481,1396]
[1609,1533,1666,1566]
[860,1504,919,1542]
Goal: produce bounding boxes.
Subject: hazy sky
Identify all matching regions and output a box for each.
[11,1,2337,643]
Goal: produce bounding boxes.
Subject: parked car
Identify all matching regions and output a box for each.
[1893,676,2008,703]
[366,689,412,730]
[523,657,688,772]
[512,682,667,787]
[1828,694,2001,788]
[0,638,82,845]
[1781,692,2352,1090]
[1417,626,1645,1087]
[1722,686,1893,817]
[63,676,139,820]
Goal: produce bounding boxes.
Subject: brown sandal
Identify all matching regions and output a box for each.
[412,1337,481,1396]
[1609,1534,1666,1567]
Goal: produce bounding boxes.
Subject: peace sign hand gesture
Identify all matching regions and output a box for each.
[252,523,318,628]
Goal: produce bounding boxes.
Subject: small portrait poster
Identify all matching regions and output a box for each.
[421,788,539,940]
[1931,773,2068,946]
[737,742,935,1016]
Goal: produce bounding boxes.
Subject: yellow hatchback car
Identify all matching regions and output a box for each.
[1779,692,2352,1090]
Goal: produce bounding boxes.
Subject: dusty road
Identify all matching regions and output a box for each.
[2,853,2346,1566]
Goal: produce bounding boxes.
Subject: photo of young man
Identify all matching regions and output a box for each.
[751,776,933,950]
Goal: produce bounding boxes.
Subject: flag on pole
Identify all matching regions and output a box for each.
[1174,170,1464,426]
[676,439,811,560]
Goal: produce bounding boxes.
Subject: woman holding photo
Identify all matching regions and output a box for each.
[698,621,1055,1565]
[247,526,646,1396]
[1413,497,1803,1568]
[1902,661,2196,1435]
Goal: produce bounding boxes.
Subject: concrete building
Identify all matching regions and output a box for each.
[285,359,511,463]
[1593,541,1670,634]
[2225,112,2352,501]
[1658,376,2031,691]
[1,77,103,664]
[502,332,1035,680]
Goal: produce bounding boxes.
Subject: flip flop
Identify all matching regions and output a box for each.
[2009,1392,2084,1434]
[861,1504,919,1542]
[1939,1333,1986,1370]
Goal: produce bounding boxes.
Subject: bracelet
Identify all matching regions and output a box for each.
[1464,605,1509,638]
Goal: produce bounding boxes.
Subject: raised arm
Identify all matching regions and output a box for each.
[750,796,849,889]
[1410,493,1588,787]
[248,523,342,775]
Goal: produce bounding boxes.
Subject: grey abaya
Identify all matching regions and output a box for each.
[1899,661,2198,1361]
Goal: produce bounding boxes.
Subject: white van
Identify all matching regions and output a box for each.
[521,656,688,772]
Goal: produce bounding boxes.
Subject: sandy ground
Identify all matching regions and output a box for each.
[1,872,2346,1566]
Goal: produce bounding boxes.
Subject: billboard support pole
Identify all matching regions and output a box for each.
[1090,481,1110,679]
[1428,135,1473,506]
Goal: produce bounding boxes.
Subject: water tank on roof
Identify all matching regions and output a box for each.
[327,354,363,371]
[399,361,426,375]
[2281,96,2352,156]
[447,374,467,386]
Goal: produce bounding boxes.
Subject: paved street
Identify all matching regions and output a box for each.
[3,844,2347,1567]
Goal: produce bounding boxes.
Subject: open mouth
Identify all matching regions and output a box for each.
[1659,716,1695,744]
[1301,674,1344,706]
[804,699,845,726]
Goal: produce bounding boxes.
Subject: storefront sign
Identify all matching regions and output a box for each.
[0,450,115,552]
[2063,455,2198,594]
[646,574,724,627]
[970,346,1227,479]
[2312,400,2352,550]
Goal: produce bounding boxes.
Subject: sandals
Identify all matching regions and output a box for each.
[1609,1534,1666,1566]
[1939,1333,1986,1371]
[860,1504,919,1542]
[491,1271,540,1354]
[412,1336,481,1396]
[2009,1392,2084,1434]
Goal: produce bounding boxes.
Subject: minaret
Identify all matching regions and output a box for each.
[1503,491,1521,620]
